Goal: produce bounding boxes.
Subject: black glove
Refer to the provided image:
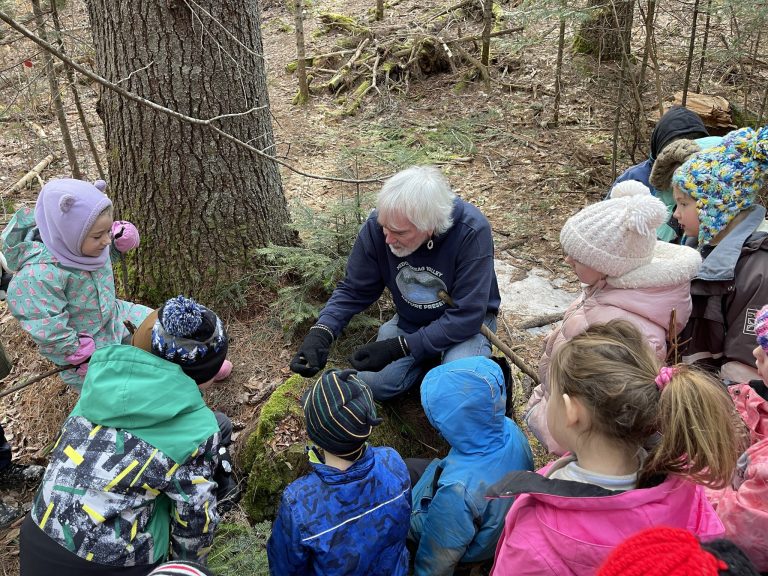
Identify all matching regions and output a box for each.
[350,336,410,372]
[290,325,334,377]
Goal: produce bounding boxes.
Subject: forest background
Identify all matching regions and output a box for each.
[0,0,766,573]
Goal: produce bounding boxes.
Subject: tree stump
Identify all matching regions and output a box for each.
[573,0,634,61]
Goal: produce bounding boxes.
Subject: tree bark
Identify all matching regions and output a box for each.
[574,0,634,62]
[294,0,309,104]
[86,0,295,304]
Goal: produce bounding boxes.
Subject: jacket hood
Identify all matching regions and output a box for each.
[695,205,768,282]
[650,107,708,160]
[421,356,508,454]
[1,207,52,272]
[607,240,701,289]
[71,344,218,463]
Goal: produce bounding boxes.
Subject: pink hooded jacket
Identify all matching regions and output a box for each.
[525,278,693,453]
[489,466,724,576]
[706,380,768,571]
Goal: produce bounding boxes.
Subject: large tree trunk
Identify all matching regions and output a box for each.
[574,0,634,62]
[87,0,295,304]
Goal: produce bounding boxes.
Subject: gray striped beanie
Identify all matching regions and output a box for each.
[303,368,382,461]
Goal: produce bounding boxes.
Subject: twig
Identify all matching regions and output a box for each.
[0,365,72,399]
[437,290,540,385]
[114,60,155,85]
[0,9,388,186]
[518,313,563,330]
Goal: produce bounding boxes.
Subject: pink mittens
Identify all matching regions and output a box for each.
[111,221,140,253]
[65,333,95,376]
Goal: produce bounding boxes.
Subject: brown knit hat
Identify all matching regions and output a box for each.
[649,139,702,191]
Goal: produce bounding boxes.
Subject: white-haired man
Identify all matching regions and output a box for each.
[290,165,501,400]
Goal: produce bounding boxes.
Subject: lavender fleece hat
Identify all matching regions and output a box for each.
[34,178,112,271]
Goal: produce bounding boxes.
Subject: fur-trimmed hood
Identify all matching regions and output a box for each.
[607,240,702,289]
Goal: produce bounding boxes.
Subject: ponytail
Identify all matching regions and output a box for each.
[640,364,742,489]
[551,320,742,490]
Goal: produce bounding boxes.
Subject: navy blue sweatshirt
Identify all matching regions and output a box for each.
[317,198,501,361]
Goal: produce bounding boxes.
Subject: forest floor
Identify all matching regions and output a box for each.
[0,0,753,573]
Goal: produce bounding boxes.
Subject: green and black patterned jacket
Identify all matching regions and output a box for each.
[29,345,221,567]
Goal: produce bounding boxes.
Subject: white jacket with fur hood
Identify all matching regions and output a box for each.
[525,241,702,454]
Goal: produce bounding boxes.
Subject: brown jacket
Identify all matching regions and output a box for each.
[680,205,768,381]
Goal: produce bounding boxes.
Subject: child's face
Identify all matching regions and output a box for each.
[753,345,768,383]
[81,213,113,257]
[565,254,604,285]
[672,186,700,239]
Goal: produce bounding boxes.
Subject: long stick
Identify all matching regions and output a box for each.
[437,290,540,384]
[0,365,72,399]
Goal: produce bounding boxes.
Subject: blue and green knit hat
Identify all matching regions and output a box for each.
[671,125,768,246]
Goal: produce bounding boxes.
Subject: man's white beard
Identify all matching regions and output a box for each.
[388,244,417,258]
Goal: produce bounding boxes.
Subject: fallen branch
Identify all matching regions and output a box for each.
[518,313,563,330]
[4,154,56,196]
[444,26,524,44]
[0,364,72,399]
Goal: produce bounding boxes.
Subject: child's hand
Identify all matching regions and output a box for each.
[65,333,95,376]
[111,221,140,253]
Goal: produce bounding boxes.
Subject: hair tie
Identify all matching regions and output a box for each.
[655,366,676,391]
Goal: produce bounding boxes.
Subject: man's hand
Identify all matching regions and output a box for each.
[289,325,334,377]
[350,337,409,372]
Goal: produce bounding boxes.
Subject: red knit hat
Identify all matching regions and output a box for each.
[598,527,728,576]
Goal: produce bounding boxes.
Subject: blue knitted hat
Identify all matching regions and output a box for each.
[150,295,228,384]
[671,126,768,246]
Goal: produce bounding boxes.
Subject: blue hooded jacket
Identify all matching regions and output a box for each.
[409,357,534,575]
[267,445,411,576]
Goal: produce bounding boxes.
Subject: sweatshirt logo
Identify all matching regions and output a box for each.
[395,263,447,310]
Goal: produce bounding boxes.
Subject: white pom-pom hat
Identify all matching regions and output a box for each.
[560,181,702,287]
[560,181,668,279]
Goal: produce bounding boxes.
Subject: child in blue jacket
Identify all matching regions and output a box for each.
[407,356,534,575]
[267,368,411,575]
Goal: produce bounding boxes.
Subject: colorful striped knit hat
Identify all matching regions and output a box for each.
[755,305,768,353]
[148,561,214,575]
[302,368,382,461]
[671,125,768,247]
[597,526,759,576]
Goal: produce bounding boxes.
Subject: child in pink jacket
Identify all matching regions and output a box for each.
[525,181,701,453]
[706,304,768,572]
[491,320,741,576]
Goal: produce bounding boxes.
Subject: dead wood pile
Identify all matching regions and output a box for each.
[287,2,523,113]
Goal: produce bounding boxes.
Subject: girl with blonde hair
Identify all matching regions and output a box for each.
[491,320,742,576]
